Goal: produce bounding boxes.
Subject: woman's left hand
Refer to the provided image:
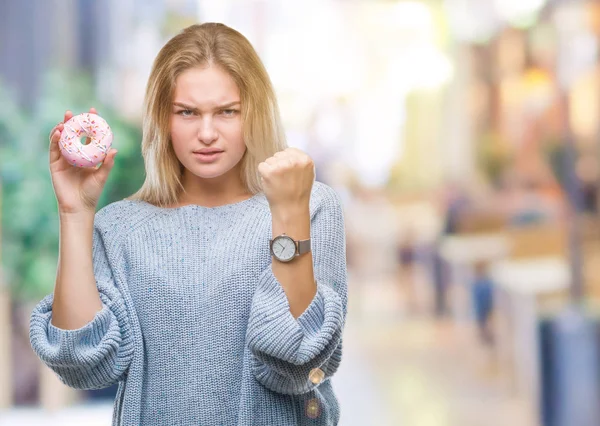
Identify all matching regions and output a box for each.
[258,147,315,211]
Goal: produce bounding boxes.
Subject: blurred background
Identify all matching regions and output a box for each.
[1,0,600,425]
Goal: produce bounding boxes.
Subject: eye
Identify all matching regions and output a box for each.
[221,109,238,117]
[177,109,194,117]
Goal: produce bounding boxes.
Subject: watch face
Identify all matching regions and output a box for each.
[272,235,296,262]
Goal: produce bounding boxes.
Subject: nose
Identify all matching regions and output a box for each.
[197,116,218,144]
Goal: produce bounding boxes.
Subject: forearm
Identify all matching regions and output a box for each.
[248,185,348,394]
[51,212,103,330]
[271,204,316,319]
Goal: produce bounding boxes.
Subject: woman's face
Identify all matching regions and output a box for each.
[170,64,246,183]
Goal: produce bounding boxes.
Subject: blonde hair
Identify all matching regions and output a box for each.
[127,22,287,207]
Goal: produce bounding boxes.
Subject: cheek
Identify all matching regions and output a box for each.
[222,121,244,147]
[170,119,193,145]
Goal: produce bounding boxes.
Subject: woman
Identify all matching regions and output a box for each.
[30,23,347,425]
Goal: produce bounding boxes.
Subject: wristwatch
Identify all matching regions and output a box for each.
[270,233,311,263]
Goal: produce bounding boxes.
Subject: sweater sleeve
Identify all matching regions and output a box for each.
[246,184,348,395]
[29,218,135,390]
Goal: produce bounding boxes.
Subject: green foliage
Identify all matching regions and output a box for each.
[0,69,145,302]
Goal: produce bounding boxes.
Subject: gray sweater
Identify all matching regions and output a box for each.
[29,181,347,425]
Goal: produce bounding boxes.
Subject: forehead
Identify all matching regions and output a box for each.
[173,65,240,105]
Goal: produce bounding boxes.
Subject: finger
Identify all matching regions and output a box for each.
[257,161,273,179]
[63,110,73,124]
[52,123,65,140]
[301,155,313,166]
[48,128,60,144]
[94,149,118,179]
[48,122,62,141]
[89,107,97,115]
[49,129,63,163]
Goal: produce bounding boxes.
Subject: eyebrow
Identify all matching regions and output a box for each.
[172,101,241,111]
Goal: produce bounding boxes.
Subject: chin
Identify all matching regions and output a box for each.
[187,164,234,180]
[180,153,244,180]
[191,170,227,179]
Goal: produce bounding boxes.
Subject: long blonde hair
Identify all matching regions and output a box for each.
[127,23,287,207]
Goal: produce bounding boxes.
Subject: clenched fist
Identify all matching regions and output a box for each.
[258,147,315,211]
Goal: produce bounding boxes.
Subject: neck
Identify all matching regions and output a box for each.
[179,171,250,208]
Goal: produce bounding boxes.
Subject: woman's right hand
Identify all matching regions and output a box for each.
[49,108,118,216]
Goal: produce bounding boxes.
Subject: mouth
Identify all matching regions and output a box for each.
[193,149,224,154]
[193,150,223,162]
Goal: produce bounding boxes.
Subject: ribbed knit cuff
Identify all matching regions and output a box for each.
[47,303,112,346]
[246,264,343,365]
[29,295,121,370]
[296,282,325,337]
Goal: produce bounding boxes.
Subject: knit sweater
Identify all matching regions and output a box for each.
[29,181,347,426]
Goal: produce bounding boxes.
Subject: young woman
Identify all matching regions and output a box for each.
[30,23,347,425]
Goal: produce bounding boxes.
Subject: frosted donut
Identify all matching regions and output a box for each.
[59,113,113,168]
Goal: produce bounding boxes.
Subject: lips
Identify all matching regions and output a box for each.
[194,149,223,154]
[193,150,223,163]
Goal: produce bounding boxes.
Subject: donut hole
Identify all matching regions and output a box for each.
[80,136,93,146]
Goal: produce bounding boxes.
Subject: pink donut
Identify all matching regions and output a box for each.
[59,113,113,168]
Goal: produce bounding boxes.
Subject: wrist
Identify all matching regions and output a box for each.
[270,203,309,221]
[59,209,95,224]
[271,205,310,240]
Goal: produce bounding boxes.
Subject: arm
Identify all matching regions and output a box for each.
[271,200,315,319]
[29,212,135,390]
[246,184,347,395]
[52,211,103,329]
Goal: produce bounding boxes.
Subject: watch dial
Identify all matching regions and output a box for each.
[273,236,296,261]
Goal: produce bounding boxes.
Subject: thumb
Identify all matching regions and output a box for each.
[95,149,118,178]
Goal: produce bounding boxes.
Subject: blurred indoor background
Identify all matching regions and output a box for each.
[2,0,600,425]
